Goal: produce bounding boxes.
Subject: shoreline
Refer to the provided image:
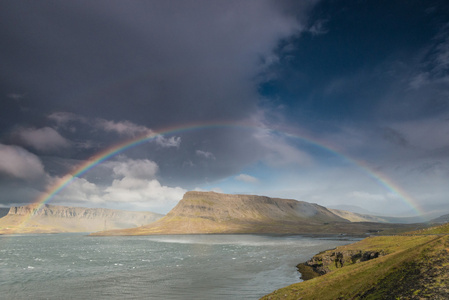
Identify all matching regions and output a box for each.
[294,234,365,281]
[262,234,449,299]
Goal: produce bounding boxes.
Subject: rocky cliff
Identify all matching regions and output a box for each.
[0,204,163,234]
[297,248,386,280]
[93,191,407,236]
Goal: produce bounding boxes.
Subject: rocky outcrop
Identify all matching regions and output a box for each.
[0,204,163,234]
[299,249,386,278]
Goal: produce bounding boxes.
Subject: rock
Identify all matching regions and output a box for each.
[301,249,386,278]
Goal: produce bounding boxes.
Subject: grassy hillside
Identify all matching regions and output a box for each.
[262,229,449,299]
[405,222,449,235]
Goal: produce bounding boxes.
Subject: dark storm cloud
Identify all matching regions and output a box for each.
[0,0,312,180]
[0,0,305,128]
[0,0,317,208]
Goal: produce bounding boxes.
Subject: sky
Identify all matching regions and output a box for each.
[1,0,449,217]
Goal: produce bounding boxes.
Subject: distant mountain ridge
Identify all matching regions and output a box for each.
[328,208,429,224]
[430,213,449,224]
[93,191,415,236]
[328,205,437,223]
[328,204,378,215]
[0,204,163,234]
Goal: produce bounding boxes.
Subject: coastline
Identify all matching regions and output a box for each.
[262,234,449,299]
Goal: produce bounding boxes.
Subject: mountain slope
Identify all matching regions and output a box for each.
[406,222,449,235]
[329,208,429,224]
[329,208,392,223]
[430,213,449,224]
[93,191,413,236]
[0,204,163,234]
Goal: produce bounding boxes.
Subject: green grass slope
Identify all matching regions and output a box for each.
[406,222,449,235]
[262,234,449,299]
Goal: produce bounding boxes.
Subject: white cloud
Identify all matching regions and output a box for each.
[54,177,102,204]
[235,174,259,183]
[95,119,150,136]
[108,158,159,179]
[50,112,182,148]
[154,135,181,148]
[48,111,86,125]
[52,158,186,213]
[196,150,216,160]
[102,178,186,212]
[15,127,70,152]
[0,144,45,179]
[97,119,182,147]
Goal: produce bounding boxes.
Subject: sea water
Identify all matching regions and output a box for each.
[0,234,356,299]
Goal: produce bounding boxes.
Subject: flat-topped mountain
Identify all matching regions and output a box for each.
[0,204,163,234]
[93,191,412,236]
[169,191,346,222]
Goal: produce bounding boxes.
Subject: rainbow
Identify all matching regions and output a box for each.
[21,122,422,227]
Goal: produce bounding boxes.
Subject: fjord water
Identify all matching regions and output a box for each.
[0,234,355,299]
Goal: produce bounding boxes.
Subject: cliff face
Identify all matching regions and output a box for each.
[7,204,157,220]
[0,204,163,234]
[93,191,352,236]
[297,248,386,280]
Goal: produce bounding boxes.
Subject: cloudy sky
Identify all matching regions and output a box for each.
[1,0,448,217]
